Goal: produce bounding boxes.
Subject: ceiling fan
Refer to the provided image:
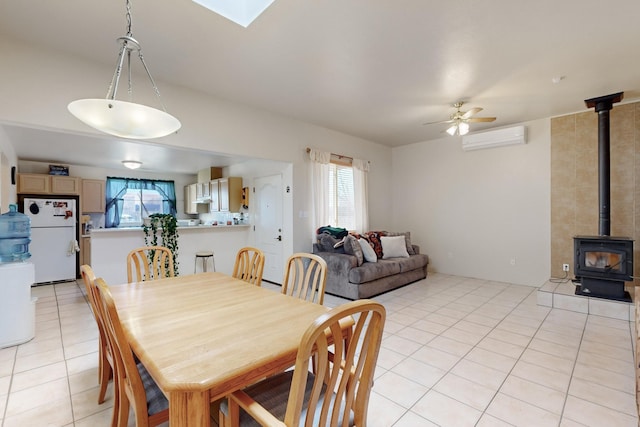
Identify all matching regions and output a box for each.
[424,101,496,136]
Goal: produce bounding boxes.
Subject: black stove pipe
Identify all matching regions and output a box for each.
[584,92,623,236]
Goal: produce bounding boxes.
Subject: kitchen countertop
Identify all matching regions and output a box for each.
[91,224,250,234]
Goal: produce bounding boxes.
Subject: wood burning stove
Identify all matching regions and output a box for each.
[574,235,633,301]
[574,92,634,302]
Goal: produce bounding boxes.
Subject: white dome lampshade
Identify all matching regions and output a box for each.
[68,1,181,140]
[68,99,181,139]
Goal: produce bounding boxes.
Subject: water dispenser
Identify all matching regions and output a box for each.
[0,204,31,262]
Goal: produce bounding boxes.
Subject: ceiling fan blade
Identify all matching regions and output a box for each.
[423,119,455,125]
[467,117,496,123]
[461,107,482,119]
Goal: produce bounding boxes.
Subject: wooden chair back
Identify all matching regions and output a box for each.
[126,246,174,283]
[232,246,265,286]
[224,300,385,427]
[282,253,327,304]
[80,264,114,406]
[96,278,169,427]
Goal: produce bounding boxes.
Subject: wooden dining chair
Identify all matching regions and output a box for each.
[231,246,265,286]
[80,264,114,406]
[281,253,327,304]
[219,299,386,427]
[96,278,170,427]
[126,246,174,283]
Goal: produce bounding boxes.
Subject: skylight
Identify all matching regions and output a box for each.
[192,0,276,28]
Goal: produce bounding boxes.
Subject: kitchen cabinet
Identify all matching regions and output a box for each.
[80,236,91,266]
[184,184,198,214]
[18,173,50,194]
[209,177,242,212]
[51,176,80,194]
[195,182,211,202]
[81,179,105,213]
[18,173,80,195]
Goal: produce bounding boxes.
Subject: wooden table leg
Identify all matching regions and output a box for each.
[169,390,210,426]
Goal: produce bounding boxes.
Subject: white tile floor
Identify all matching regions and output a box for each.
[0,273,638,426]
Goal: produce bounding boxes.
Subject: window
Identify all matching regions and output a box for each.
[105,177,177,228]
[309,149,368,233]
[327,163,355,230]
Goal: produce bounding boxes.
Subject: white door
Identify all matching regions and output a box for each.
[254,174,284,283]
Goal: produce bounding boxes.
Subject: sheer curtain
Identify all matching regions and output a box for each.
[308,149,370,236]
[352,158,369,232]
[308,149,331,235]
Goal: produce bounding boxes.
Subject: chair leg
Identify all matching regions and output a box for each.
[98,356,111,404]
[116,385,130,427]
[97,340,112,404]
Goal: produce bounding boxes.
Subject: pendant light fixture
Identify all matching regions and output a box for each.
[68,0,181,139]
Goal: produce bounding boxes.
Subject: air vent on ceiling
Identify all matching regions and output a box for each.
[461,125,527,151]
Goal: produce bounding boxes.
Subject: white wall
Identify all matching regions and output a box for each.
[0,37,392,253]
[0,126,18,211]
[391,119,551,286]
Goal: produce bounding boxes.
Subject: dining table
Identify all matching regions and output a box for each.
[108,271,331,426]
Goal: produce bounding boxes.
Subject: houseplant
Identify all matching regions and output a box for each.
[142,213,179,275]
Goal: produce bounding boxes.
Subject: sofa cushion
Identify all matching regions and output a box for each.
[343,235,363,266]
[348,260,401,284]
[358,238,377,263]
[381,235,410,259]
[395,254,429,273]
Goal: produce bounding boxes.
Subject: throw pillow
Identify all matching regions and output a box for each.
[381,235,410,259]
[363,231,385,259]
[385,231,415,255]
[318,233,340,252]
[343,235,364,266]
[358,238,378,263]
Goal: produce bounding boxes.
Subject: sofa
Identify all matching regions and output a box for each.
[312,231,429,300]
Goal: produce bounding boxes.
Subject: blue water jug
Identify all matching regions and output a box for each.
[0,204,31,262]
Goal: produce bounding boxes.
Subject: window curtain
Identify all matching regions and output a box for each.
[352,158,369,232]
[105,177,177,228]
[308,149,331,237]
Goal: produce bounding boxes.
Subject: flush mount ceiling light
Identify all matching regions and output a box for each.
[192,0,276,27]
[68,0,181,139]
[122,160,142,169]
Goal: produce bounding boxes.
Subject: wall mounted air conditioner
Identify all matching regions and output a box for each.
[461,125,527,151]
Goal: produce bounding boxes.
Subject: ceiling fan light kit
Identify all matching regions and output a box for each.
[68,0,181,140]
[425,101,496,137]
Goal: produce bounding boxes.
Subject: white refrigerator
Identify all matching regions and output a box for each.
[24,197,79,283]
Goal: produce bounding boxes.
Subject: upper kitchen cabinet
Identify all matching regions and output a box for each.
[210,177,242,212]
[18,173,50,194]
[18,173,80,195]
[184,183,208,215]
[51,176,80,194]
[196,182,211,202]
[81,179,105,213]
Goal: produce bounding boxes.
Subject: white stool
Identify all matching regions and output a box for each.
[194,251,215,273]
